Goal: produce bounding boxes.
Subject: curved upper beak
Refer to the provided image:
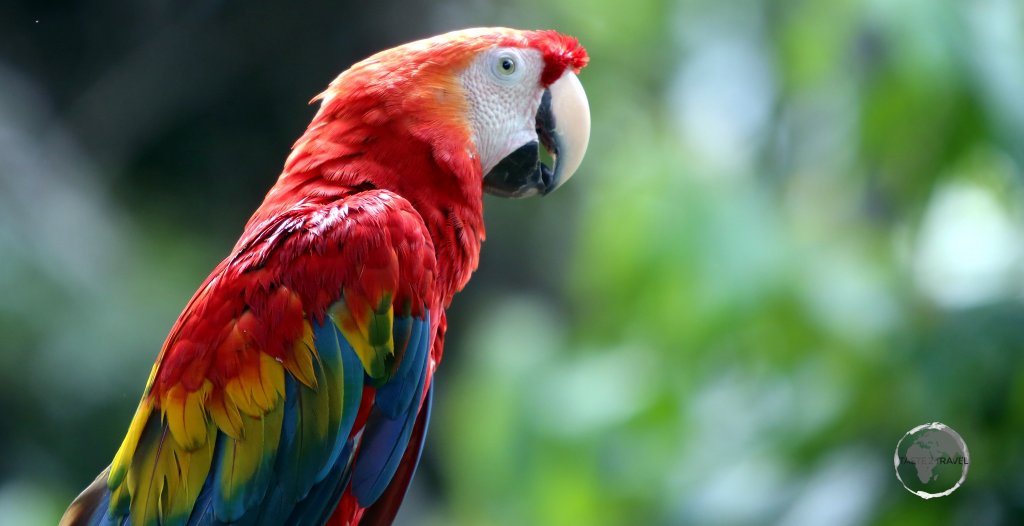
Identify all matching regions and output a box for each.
[483,71,591,198]
[538,71,591,194]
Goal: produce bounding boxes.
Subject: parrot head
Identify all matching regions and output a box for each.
[301,27,590,200]
[448,28,591,198]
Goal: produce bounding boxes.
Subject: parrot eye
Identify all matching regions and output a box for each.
[494,54,518,77]
[484,48,527,84]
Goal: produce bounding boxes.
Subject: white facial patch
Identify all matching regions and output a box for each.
[460,47,547,174]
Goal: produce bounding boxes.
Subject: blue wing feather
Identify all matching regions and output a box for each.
[313,319,346,482]
[335,321,366,448]
[351,311,431,506]
[286,441,356,526]
[360,385,434,526]
[375,314,428,418]
[248,377,301,525]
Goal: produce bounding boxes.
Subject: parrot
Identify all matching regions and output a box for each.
[59,27,589,526]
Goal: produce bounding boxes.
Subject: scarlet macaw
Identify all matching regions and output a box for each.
[60,27,589,526]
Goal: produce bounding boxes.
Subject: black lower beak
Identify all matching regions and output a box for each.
[481,141,551,198]
[483,90,557,199]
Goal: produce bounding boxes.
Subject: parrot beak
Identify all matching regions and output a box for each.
[483,71,591,198]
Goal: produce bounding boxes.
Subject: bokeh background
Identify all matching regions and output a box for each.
[2,0,1023,524]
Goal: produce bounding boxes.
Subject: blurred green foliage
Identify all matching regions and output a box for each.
[1,0,1023,525]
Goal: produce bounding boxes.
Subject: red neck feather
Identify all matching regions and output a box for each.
[245,59,485,305]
